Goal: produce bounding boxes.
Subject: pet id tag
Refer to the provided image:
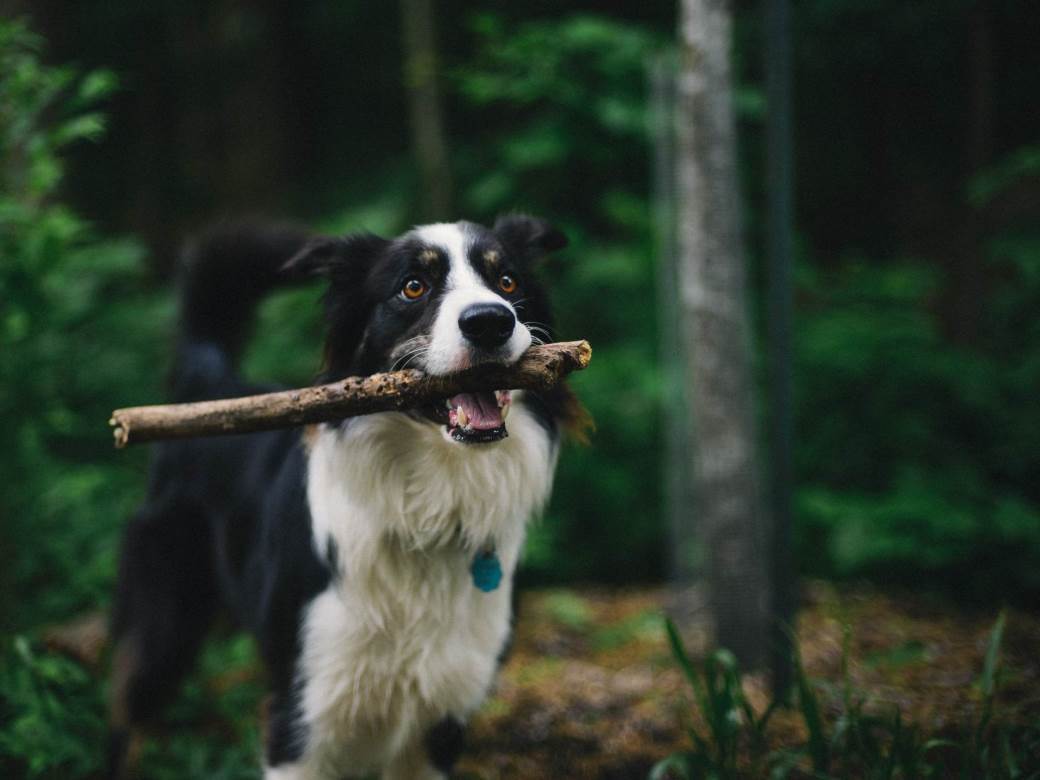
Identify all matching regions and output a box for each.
[470,548,502,593]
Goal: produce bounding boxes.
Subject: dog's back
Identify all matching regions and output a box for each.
[108,225,330,776]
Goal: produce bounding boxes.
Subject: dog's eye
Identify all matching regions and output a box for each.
[401,278,428,300]
[498,274,518,294]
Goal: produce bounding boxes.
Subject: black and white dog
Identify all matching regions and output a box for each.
[108,216,584,779]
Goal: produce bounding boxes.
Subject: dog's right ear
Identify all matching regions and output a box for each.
[493,214,568,264]
[282,233,389,283]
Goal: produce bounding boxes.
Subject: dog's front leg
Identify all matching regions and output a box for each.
[264,763,318,780]
[382,715,465,780]
[261,691,324,780]
[381,746,445,780]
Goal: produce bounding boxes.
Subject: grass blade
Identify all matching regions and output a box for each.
[794,644,829,775]
[665,618,715,739]
[976,611,1007,746]
[980,610,1006,699]
[665,618,702,696]
[649,753,692,780]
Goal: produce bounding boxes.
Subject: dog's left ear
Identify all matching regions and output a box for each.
[493,214,568,263]
[281,233,389,284]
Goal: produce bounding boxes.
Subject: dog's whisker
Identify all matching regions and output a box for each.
[525,324,554,344]
[389,336,433,371]
[523,320,555,334]
[391,345,429,372]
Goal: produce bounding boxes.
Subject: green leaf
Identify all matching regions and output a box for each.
[975,610,1007,748]
[665,617,704,701]
[979,610,1006,699]
[794,644,829,775]
[649,753,692,780]
[51,112,107,146]
[75,69,118,104]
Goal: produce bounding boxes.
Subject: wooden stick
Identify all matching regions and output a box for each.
[110,340,591,448]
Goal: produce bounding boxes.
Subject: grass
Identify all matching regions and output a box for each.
[653,611,1040,779]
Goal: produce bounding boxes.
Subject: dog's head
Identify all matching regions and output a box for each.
[285,215,568,445]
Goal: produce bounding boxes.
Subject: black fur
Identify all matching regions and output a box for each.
[425,716,466,773]
[107,216,570,776]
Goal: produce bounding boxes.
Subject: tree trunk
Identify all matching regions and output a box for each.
[400,0,453,221]
[946,0,994,345]
[765,0,797,696]
[650,54,697,589]
[675,0,769,669]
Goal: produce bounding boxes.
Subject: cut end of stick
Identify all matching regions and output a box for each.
[110,416,129,449]
[575,340,592,369]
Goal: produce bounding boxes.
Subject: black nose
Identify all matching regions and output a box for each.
[458,303,515,350]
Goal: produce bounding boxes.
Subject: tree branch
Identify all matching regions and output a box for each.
[110,340,591,448]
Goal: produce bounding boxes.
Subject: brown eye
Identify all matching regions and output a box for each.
[498,274,518,294]
[401,278,427,300]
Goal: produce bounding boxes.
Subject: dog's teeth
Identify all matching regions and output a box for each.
[456,406,468,427]
[500,403,510,421]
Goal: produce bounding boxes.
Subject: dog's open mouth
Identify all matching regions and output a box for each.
[423,390,511,444]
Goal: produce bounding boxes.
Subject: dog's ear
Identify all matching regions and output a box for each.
[282,233,389,283]
[282,233,389,380]
[493,214,567,263]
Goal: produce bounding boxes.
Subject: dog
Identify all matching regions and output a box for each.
[107,215,585,779]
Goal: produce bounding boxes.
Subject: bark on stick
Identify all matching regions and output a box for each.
[109,340,591,448]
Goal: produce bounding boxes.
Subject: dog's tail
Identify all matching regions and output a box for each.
[172,223,311,402]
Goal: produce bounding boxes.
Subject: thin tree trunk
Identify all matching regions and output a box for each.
[400,0,453,221]
[765,0,797,696]
[676,0,769,669]
[946,0,994,345]
[650,54,696,588]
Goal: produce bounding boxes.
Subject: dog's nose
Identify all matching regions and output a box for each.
[458,303,515,350]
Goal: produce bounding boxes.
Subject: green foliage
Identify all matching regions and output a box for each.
[456,15,666,582]
[452,9,1040,597]
[0,17,166,630]
[456,13,656,219]
[658,619,777,777]
[0,4,1036,777]
[131,636,264,780]
[655,614,1039,779]
[794,242,1040,598]
[0,637,105,778]
[968,146,1040,206]
[0,20,163,774]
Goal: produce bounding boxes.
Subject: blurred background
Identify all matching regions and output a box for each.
[2,0,1039,777]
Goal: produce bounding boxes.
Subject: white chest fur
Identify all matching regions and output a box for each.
[294,403,556,776]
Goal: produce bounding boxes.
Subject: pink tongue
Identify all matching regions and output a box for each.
[451,392,503,430]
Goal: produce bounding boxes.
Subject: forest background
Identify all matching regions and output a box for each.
[1,0,1039,776]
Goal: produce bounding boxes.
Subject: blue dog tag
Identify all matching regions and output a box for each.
[470,549,502,593]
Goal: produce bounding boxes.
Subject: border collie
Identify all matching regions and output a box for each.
[107,216,585,779]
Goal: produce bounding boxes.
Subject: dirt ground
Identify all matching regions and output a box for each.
[456,583,1040,779]
[41,582,1039,778]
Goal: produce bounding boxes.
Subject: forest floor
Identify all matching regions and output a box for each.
[455,582,1040,779]
[41,581,1040,778]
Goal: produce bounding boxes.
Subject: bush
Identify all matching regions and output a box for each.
[0,637,105,778]
[794,244,1040,599]
[0,18,167,632]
